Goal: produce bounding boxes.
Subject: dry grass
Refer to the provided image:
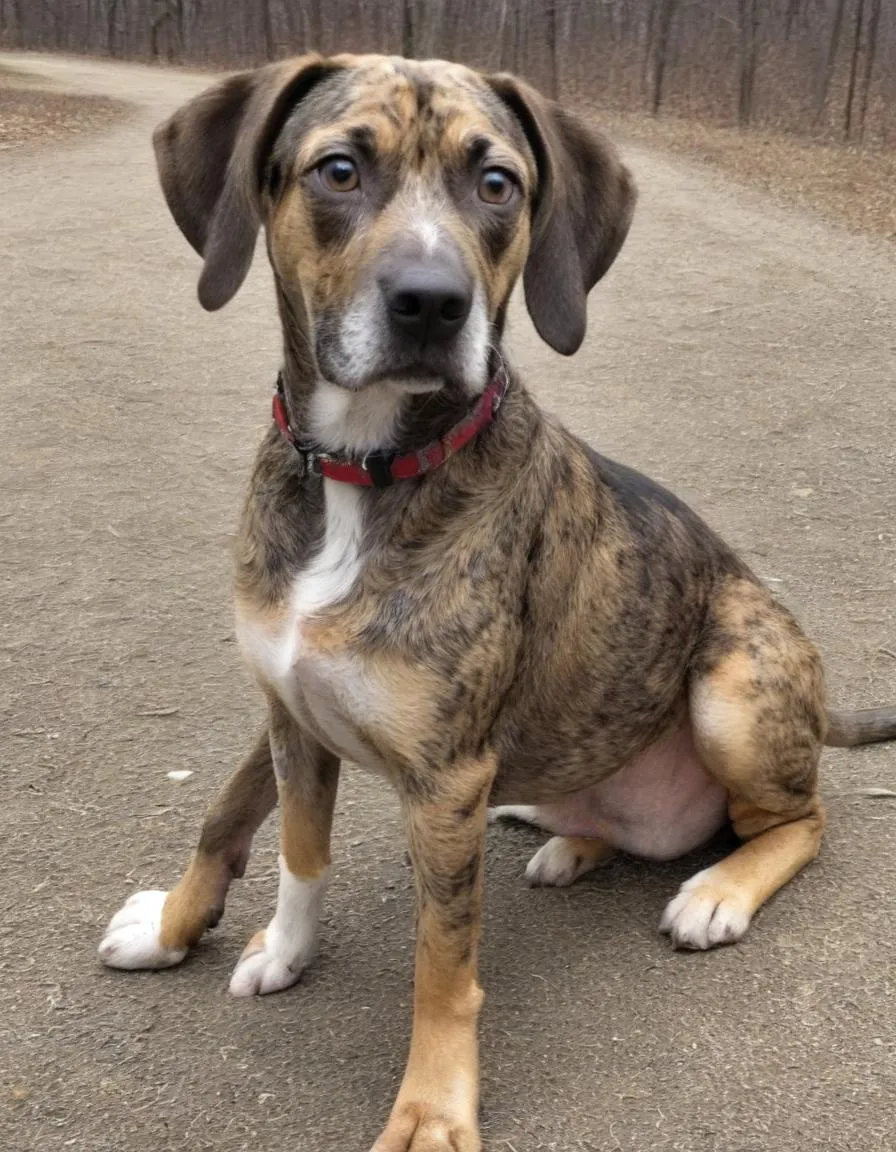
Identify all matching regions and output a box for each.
[0,67,127,149]
[595,107,896,242]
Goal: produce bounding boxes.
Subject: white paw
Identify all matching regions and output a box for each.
[488,804,541,826]
[659,868,751,950]
[98,890,188,970]
[228,859,328,997]
[228,927,313,997]
[525,837,597,887]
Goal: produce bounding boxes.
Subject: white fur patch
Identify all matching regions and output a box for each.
[97,890,187,970]
[414,216,443,255]
[659,866,752,950]
[525,837,605,887]
[238,478,364,682]
[461,284,489,396]
[237,480,393,768]
[309,379,404,455]
[229,858,329,996]
[488,804,542,826]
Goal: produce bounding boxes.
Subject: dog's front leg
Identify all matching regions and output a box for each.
[373,756,495,1152]
[229,697,340,996]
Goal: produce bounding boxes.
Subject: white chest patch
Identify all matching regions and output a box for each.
[236,481,385,767]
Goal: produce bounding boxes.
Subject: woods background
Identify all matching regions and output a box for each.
[1,1,893,148]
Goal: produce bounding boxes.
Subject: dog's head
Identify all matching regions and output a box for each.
[154,54,635,395]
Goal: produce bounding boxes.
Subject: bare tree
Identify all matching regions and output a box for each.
[4,0,896,149]
[261,0,275,60]
[784,0,802,41]
[843,0,866,140]
[641,0,659,100]
[651,0,679,116]
[150,0,177,61]
[402,0,413,57]
[815,0,848,125]
[857,0,881,141]
[737,0,761,126]
[103,0,122,56]
[545,0,559,99]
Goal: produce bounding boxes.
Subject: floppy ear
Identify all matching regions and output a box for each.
[153,56,339,311]
[487,75,637,355]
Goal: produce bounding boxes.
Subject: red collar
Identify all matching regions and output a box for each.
[272,368,508,488]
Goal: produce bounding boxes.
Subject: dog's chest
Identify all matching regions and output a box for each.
[235,483,390,768]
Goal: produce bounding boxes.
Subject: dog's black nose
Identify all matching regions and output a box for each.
[379,264,473,343]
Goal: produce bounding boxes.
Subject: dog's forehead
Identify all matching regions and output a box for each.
[281,54,529,165]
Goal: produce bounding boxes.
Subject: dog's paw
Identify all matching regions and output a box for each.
[659,868,752,950]
[525,836,612,887]
[526,837,586,886]
[98,890,188,970]
[229,861,326,997]
[370,1106,480,1152]
[229,927,314,997]
[487,803,540,826]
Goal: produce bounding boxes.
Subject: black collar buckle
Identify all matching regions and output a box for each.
[361,450,396,489]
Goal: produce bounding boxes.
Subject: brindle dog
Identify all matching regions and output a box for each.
[99,54,896,1151]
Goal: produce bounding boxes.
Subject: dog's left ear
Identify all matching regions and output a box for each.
[487,75,636,355]
[153,56,340,311]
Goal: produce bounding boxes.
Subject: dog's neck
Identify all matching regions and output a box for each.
[276,290,507,460]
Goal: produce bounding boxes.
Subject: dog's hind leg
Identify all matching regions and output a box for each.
[660,579,827,951]
[98,728,278,970]
[229,700,339,996]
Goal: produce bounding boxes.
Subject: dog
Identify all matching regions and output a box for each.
[98,54,896,1151]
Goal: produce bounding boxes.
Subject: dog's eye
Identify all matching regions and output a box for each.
[319,157,360,193]
[478,168,515,206]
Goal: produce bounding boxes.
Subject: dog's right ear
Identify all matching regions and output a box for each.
[153,57,340,311]
[486,75,636,356]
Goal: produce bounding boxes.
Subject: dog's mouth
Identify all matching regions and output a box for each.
[316,329,485,397]
[366,362,448,392]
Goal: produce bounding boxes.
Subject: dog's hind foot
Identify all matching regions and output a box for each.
[487,804,542,826]
[525,835,614,887]
[659,868,752,950]
[98,890,189,970]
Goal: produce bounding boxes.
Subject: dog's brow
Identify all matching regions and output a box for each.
[346,124,377,160]
[466,135,491,165]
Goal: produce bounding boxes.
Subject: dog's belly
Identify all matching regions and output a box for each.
[516,719,728,860]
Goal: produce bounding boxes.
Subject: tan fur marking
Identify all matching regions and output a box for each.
[682,576,828,936]
[374,757,494,1150]
[278,774,333,878]
[692,800,826,919]
[159,852,230,950]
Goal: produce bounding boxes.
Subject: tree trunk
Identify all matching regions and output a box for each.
[651,0,679,116]
[402,0,413,58]
[545,0,559,99]
[737,0,761,126]
[261,0,275,60]
[641,0,659,101]
[784,0,801,41]
[857,0,881,141]
[843,0,866,140]
[815,0,847,125]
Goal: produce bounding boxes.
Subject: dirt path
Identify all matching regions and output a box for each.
[2,53,894,1152]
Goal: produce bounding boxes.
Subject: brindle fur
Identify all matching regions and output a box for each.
[103,53,896,1152]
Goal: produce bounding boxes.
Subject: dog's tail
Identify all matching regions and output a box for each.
[825,707,896,748]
